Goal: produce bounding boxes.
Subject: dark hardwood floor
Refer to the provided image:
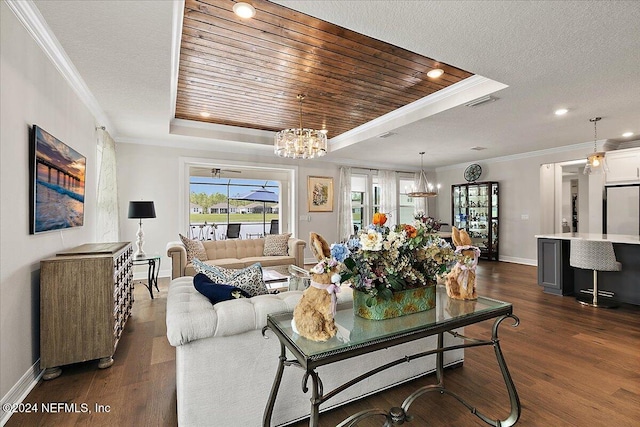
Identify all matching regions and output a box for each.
[7,262,640,426]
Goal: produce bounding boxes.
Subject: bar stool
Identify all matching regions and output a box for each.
[569,239,621,308]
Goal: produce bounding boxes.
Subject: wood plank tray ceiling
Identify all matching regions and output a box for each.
[176,0,474,138]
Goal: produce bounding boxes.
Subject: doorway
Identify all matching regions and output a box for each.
[540,159,604,235]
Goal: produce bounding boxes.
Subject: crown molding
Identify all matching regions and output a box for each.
[5,0,112,132]
[436,141,597,172]
[168,0,185,127]
[329,75,509,151]
[170,118,274,143]
[333,158,423,173]
[116,134,273,154]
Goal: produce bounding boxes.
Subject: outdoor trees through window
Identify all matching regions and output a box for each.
[189,176,280,240]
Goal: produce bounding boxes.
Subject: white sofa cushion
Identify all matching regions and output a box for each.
[166,276,354,345]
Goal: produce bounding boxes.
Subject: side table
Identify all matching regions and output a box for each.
[133,254,161,299]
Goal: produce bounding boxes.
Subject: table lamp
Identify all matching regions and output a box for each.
[128,201,156,259]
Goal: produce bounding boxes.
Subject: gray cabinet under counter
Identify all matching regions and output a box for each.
[537,238,573,295]
[535,233,640,305]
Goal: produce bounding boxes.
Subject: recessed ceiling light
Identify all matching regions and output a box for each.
[554,108,568,116]
[427,69,444,78]
[200,112,210,118]
[233,2,256,19]
[622,131,634,138]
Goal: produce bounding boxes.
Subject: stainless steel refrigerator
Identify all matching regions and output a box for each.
[604,184,640,235]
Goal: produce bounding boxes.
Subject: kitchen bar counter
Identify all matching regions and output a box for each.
[534,232,640,245]
[536,233,640,305]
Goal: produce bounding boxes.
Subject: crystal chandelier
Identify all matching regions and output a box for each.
[408,152,440,197]
[274,94,328,159]
[583,117,608,175]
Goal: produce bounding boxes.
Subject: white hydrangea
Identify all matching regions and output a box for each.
[360,229,383,251]
[388,229,405,246]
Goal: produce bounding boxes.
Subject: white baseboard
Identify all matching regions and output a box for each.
[133,268,172,281]
[0,360,43,426]
[499,256,537,266]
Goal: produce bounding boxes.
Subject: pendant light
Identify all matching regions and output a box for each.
[274,94,328,159]
[583,117,608,175]
[408,152,440,197]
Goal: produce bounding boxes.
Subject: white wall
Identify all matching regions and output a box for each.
[435,147,594,264]
[1,2,98,408]
[562,178,571,227]
[117,140,605,269]
[115,143,341,272]
[578,171,590,232]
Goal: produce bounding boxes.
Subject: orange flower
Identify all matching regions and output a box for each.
[403,224,417,238]
[373,212,387,226]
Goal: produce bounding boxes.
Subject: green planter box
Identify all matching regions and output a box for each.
[353,285,436,320]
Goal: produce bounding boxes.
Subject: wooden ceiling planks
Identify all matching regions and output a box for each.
[175,0,473,138]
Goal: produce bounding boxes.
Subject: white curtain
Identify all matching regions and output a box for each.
[337,166,353,241]
[96,128,120,242]
[379,170,397,227]
[413,171,428,216]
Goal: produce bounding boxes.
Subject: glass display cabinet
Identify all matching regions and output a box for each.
[451,182,499,260]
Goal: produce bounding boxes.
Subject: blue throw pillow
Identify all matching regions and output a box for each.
[192,259,268,297]
[193,273,250,305]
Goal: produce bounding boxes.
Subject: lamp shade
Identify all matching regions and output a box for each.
[128,201,156,219]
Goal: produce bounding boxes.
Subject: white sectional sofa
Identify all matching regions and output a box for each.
[166,276,464,426]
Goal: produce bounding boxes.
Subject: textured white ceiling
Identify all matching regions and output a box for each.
[33,0,640,170]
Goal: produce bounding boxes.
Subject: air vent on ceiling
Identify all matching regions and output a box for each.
[465,95,497,107]
[470,146,487,151]
[377,131,396,138]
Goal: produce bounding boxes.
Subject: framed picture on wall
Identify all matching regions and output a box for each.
[30,125,86,234]
[307,176,333,212]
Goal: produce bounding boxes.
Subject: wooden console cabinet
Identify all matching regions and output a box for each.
[40,242,133,379]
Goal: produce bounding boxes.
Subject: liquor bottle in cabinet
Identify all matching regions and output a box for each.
[451,182,499,260]
[39,242,133,379]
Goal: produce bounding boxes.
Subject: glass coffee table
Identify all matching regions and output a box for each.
[262,286,520,427]
[263,265,310,292]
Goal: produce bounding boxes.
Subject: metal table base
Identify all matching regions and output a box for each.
[262,293,520,427]
[335,316,520,427]
[133,256,160,299]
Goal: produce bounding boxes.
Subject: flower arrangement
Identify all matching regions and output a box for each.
[308,242,351,285]
[338,213,459,307]
[414,210,441,233]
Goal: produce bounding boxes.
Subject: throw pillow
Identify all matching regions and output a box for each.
[192,259,268,297]
[179,234,208,263]
[193,273,250,304]
[263,233,292,256]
